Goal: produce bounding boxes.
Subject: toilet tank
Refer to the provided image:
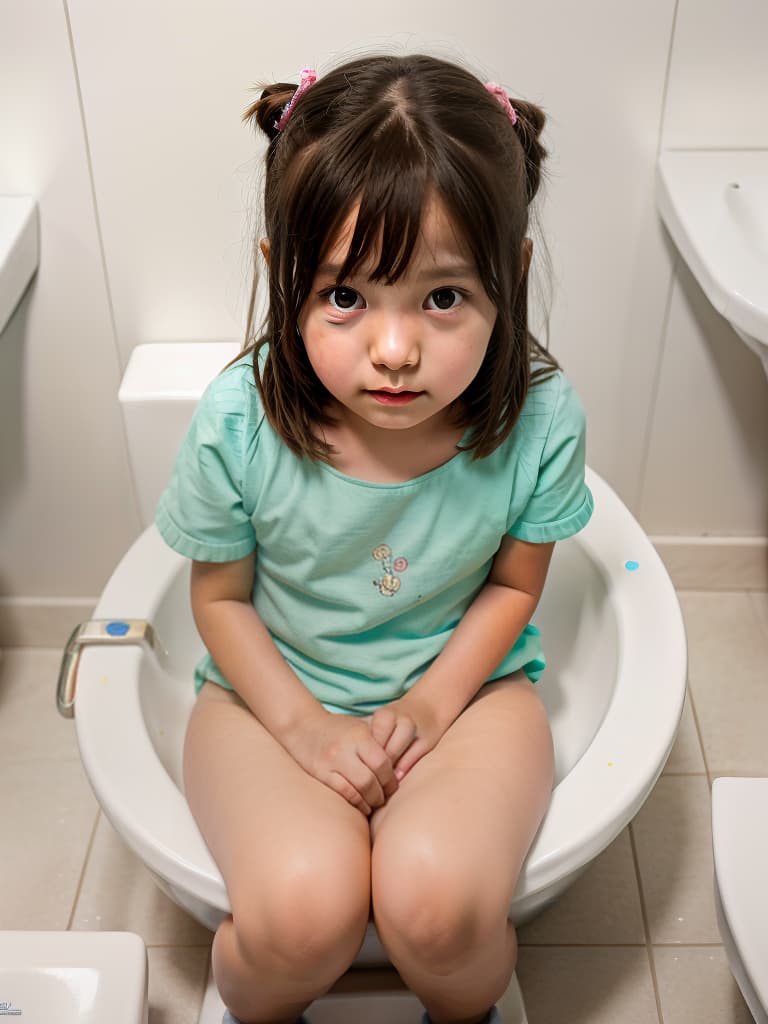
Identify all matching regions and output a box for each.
[119,342,241,527]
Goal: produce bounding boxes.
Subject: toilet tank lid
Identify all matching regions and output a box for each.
[119,342,242,402]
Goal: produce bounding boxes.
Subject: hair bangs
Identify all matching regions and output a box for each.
[333,117,431,286]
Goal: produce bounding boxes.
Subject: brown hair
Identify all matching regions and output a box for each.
[240,53,559,461]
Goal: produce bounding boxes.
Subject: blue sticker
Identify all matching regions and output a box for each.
[106,620,130,637]
[625,561,639,572]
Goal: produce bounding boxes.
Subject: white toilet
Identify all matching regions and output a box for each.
[0,931,147,1024]
[61,340,688,1023]
[712,777,768,1023]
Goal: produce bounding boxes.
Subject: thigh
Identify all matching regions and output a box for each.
[370,673,554,908]
[183,683,371,909]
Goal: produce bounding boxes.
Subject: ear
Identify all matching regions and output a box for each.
[521,237,533,280]
[259,238,271,265]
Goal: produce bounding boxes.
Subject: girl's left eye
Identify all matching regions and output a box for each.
[425,288,464,311]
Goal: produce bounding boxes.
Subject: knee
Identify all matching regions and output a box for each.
[372,839,495,970]
[232,851,370,974]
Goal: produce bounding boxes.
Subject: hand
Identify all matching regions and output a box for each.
[283,711,398,816]
[368,692,445,781]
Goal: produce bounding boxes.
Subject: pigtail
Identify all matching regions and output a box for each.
[509,99,547,204]
[492,95,558,388]
[242,82,298,143]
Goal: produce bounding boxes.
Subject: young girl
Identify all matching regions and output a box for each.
[157,53,592,1024]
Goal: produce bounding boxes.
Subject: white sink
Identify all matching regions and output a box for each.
[0,931,147,1023]
[656,150,768,377]
[0,195,39,336]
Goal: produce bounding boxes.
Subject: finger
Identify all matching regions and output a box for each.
[394,739,430,780]
[358,735,399,799]
[383,717,418,765]
[346,753,387,810]
[328,771,371,816]
[368,707,397,748]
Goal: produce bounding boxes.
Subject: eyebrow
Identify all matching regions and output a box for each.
[316,260,477,281]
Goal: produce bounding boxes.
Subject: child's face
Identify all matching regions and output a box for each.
[297,196,497,436]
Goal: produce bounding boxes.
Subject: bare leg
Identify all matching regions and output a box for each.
[370,673,553,1024]
[184,684,372,1024]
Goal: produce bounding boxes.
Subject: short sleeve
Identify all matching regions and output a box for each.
[508,373,594,543]
[155,375,257,562]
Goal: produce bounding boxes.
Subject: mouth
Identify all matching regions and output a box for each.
[367,389,424,406]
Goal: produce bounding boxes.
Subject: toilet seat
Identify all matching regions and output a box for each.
[712,777,768,1023]
[72,466,687,947]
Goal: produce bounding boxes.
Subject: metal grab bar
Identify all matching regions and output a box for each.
[56,619,158,718]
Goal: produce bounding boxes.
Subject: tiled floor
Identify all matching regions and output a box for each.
[1,589,766,1023]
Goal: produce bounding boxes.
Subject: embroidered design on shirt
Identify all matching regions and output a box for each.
[372,544,408,596]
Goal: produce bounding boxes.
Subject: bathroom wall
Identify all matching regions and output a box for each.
[638,0,768,535]
[0,0,766,637]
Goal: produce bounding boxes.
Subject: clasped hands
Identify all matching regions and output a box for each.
[287,693,444,816]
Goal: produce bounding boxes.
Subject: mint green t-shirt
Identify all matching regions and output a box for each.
[156,355,593,715]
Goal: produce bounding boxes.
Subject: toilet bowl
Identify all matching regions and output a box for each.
[712,777,768,1023]
[0,931,147,1024]
[67,467,687,958]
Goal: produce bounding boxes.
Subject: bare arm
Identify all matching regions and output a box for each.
[369,536,555,775]
[191,554,324,740]
[191,554,398,813]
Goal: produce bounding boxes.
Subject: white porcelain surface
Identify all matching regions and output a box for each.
[0,196,38,336]
[712,777,768,1022]
[3,584,763,1023]
[0,930,147,1024]
[71,464,687,952]
[657,150,768,357]
[119,342,240,526]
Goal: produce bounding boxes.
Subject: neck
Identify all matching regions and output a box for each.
[320,401,467,484]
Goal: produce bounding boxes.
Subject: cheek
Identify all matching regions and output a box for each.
[446,329,491,380]
[300,324,345,393]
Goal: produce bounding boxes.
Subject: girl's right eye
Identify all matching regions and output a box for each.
[326,286,365,312]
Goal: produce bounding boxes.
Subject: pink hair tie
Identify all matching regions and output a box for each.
[275,67,317,131]
[485,82,518,126]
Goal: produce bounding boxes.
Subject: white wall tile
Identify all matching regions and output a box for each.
[646,0,768,538]
[639,257,768,535]
[0,0,142,599]
[65,0,679,399]
[662,0,768,149]
[3,0,766,604]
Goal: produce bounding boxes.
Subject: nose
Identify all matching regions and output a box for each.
[368,311,420,371]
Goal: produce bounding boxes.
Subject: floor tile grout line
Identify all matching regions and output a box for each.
[747,590,768,646]
[517,941,726,949]
[66,808,102,931]
[684,677,712,782]
[144,943,214,949]
[628,822,665,1024]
